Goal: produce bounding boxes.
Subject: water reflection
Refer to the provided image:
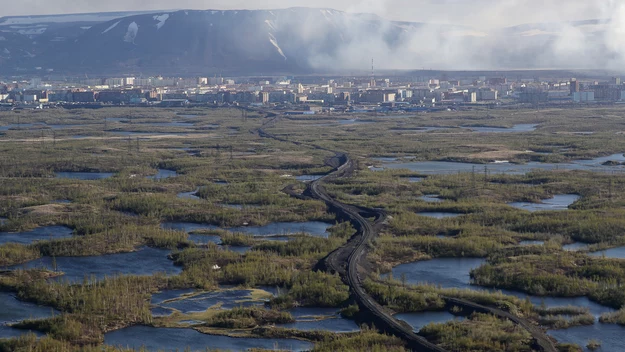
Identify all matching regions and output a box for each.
[588,247,625,259]
[389,258,614,317]
[549,324,625,352]
[508,194,580,212]
[162,222,331,239]
[0,291,57,339]
[105,326,313,352]
[378,153,625,175]
[55,172,114,180]
[0,225,74,245]
[7,247,180,283]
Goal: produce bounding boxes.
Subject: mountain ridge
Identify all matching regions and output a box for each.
[0,8,618,75]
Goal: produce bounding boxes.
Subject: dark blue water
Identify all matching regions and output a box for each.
[465,124,538,133]
[105,326,313,352]
[277,307,360,333]
[0,123,36,131]
[389,258,614,317]
[0,225,74,245]
[0,291,57,339]
[395,311,465,333]
[508,194,580,212]
[162,222,331,239]
[55,172,114,180]
[588,247,625,259]
[378,153,625,175]
[549,324,625,352]
[7,247,180,283]
[417,212,461,219]
[147,169,178,180]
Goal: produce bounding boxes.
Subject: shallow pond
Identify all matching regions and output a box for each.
[339,119,374,125]
[139,122,196,128]
[0,291,57,339]
[110,131,189,137]
[279,307,360,333]
[55,172,114,180]
[548,324,625,352]
[563,242,591,252]
[162,221,332,239]
[296,175,324,182]
[588,247,625,259]
[0,225,74,245]
[378,153,625,175]
[465,124,538,133]
[7,247,180,283]
[508,194,580,212]
[105,326,313,352]
[419,195,443,203]
[0,123,36,131]
[395,311,465,333]
[53,199,72,204]
[152,289,270,315]
[520,240,545,246]
[177,189,200,200]
[416,212,461,219]
[389,258,614,317]
[407,177,425,183]
[147,169,178,180]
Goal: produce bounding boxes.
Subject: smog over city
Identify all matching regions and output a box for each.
[2,1,625,352]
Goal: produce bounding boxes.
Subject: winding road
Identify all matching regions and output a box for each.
[256,116,558,352]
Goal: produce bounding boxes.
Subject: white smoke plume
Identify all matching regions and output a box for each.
[4,0,625,71]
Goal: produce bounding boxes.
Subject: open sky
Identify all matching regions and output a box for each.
[1,0,612,29]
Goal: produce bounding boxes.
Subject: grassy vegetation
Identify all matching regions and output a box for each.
[4,105,625,351]
[419,313,535,352]
[204,307,294,329]
[471,252,625,309]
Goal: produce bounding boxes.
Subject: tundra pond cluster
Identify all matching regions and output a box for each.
[2,106,625,351]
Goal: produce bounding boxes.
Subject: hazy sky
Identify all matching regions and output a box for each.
[2,0,610,29]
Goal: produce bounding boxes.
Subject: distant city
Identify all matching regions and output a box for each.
[0,73,622,113]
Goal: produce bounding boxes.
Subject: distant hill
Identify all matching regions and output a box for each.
[0,8,617,75]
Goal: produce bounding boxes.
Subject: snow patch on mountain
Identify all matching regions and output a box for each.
[268,33,287,60]
[153,14,169,30]
[102,21,120,34]
[17,28,47,35]
[0,12,153,25]
[264,20,276,31]
[123,22,139,43]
